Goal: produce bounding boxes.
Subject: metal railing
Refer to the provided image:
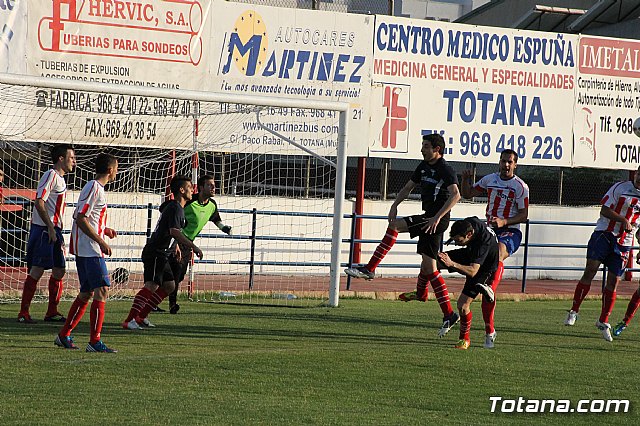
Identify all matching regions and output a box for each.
[2,200,635,294]
[343,214,635,292]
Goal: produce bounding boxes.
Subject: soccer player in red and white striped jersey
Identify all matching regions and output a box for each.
[55,153,118,352]
[461,149,529,349]
[18,144,76,324]
[565,167,640,342]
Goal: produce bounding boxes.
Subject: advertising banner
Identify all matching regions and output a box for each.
[8,0,213,147]
[371,15,577,166]
[573,36,640,170]
[0,0,26,74]
[207,0,372,156]
[28,0,210,88]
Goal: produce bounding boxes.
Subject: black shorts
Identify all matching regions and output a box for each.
[437,248,495,299]
[403,213,450,259]
[168,246,192,285]
[142,253,177,285]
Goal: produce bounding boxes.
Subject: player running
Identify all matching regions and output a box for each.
[565,166,640,342]
[460,149,529,348]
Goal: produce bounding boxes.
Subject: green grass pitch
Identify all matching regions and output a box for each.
[0,299,637,424]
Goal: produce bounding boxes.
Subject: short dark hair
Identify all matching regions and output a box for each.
[170,175,191,196]
[450,218,473,238]
[422,134,445,155]
[95,153,117,174]
[50,144,74,164]
[500,149,518,162]
[197,174,214,191]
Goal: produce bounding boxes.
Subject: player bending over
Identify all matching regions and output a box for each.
[437,217,499,350]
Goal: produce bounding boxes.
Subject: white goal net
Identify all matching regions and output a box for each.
[0,74,348,307]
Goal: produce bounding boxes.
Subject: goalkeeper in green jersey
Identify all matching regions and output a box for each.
[168,174,232,314]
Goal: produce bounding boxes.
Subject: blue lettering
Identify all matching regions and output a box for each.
[278,50,296,79]
[350,56,365,83]
[295,51,310,79]
[317,53,333,81]
[334,54,349,82]
[376,23,388,51]
[388,24,398,52]
[443,90,545,127]
[262,51,277,77]
[222,33,263,76]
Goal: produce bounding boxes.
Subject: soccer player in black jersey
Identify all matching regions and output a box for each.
[167,175,232,314]
[345,133,462,336]
[438,217,499,350]
[122,175,203,330]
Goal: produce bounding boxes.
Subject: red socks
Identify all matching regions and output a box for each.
[138,288,169,320]
[45,277,64,317]
[428,271,453,317]
[365,227,398,272]
[571,282,591,312]
[19,275,38,317]
[482,261,504,333]
[599,288,617,323]
[59,297,89,337]
[125,287,154,322]
[415,273,429,301]
[623,290,640,325]
[459,311,472,341]
[89,300,106,344]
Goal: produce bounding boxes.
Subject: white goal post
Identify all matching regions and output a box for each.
[0,73,349,307]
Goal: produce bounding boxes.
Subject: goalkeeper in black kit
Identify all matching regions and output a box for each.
[168,174,232,314]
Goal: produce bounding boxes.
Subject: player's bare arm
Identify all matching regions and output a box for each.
[170,228,203,259]
[490,207,529,228]
[600,205,633,232]
[421,183,461,234]
[438,252,480,277]
[388,180,416,222]
[34,198,57,243]
[76,213,111,256]
[460,169,483,199]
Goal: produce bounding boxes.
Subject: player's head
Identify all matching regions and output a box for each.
[634,166,640,189]
[51,144,76,173]
[499,149,518,179]
[422,134,445,161]
[197,175,216,197]
[0,166,4,184]
[95,153,118,182]
[170,175,193,201]
[448,218,475,246]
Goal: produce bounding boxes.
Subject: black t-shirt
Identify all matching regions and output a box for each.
[143,200,186,256]
[465,216,499,274]
[410,157,458,217]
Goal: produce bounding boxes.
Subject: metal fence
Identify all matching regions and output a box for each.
[344,157,629,207]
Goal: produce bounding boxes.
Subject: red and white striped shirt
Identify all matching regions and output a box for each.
[32,169,67,229]
[595,181,640,246]
[473,173,529,229]
[70,180,108,257]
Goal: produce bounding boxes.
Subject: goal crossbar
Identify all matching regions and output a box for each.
[0,73,349,307]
